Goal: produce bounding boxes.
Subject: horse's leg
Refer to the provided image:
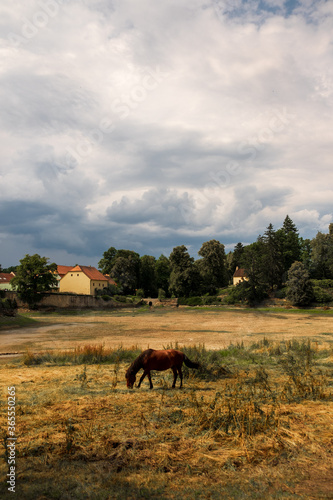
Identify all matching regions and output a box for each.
[171,367,177,388]
[178,367,183,388]
[147,371,153,389]
[137,371,147,388]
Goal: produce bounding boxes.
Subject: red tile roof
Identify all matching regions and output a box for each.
[57,265,73,278]
[233,268,248,277]
[70,265,108,281]
[0,273,15,283]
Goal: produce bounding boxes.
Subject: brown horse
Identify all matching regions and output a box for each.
[125,349,200,389]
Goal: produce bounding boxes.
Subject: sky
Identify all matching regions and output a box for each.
[1,0,333,268]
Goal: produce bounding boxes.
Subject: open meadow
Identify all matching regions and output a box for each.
[0,307,333,499]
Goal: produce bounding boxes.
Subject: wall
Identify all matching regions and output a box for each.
[4,292,133,310]
[59,271,91,294]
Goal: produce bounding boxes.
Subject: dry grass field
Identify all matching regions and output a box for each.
[0,307,333,499]
[1,306,333,352]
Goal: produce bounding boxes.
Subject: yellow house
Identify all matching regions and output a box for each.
[54,265,73,291]
[59,265,113,295]
[233,267,249,286]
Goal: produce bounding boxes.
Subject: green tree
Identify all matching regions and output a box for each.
[11,254,57,309]
[260,223,284,289]
[139,255,157,297]
[169,245,200,297]
[286,261,314,306]
[230,242,245,274]
[238,241,269,305]
[110,252,140,295]
[155,255,171,295]
[2,266,17,274]
[300,238,312,272]
[311,231,333,279]
[276,215,301,274]
[99,248,141,294]
[98,246,117,275]
[197,239,227,294]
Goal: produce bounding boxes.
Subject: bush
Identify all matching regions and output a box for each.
[113,295,127,303]
[274,287,287,299]
[135,289,144,298]
[224,287,242,305]
[0,298,17,317]
[313,286,332,304]
[202,295,221,305]
[312,279,333,289]
[224,281,268,306]
[101,295,112,302]
[178,297,203,306]
[158,288,166,301]
[95,284,119,297]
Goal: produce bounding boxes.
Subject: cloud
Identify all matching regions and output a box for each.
[0,0,332,267]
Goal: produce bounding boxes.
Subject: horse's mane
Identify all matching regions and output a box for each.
[126,349,154,377]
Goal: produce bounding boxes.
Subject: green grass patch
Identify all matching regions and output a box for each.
[0,314,40,329]
[255,306,333,315]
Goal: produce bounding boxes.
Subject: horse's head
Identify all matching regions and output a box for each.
[126,371,136,389]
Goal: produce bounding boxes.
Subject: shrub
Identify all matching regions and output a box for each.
[312,279,333,289]
[274,287,287,299]
[224,281,268,306]
[313,286,332,304]
[178,297,203,306]
[202,295,221,305]
[0,298,17,317]
[101,295,112,302]
[113,295,126,303]
[286,261,314,306]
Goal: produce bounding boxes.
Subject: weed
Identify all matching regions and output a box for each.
[75,365,88,388]
[64,418,76,453]
[22,350,42,366]
[111,357,120,390]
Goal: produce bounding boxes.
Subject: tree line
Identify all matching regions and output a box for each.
[96,216,333,302]
[97,239,229,299]
[2,215,333,308]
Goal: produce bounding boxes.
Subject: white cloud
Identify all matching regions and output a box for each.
[0,0,332,266]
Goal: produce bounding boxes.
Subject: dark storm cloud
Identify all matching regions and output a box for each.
[0,0,332,268]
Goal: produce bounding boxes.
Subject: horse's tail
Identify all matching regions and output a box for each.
[183,354,200,369]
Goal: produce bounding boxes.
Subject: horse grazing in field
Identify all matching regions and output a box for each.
[125,349,200,389]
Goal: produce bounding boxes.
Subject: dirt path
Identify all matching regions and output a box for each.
[0,309,333,353]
